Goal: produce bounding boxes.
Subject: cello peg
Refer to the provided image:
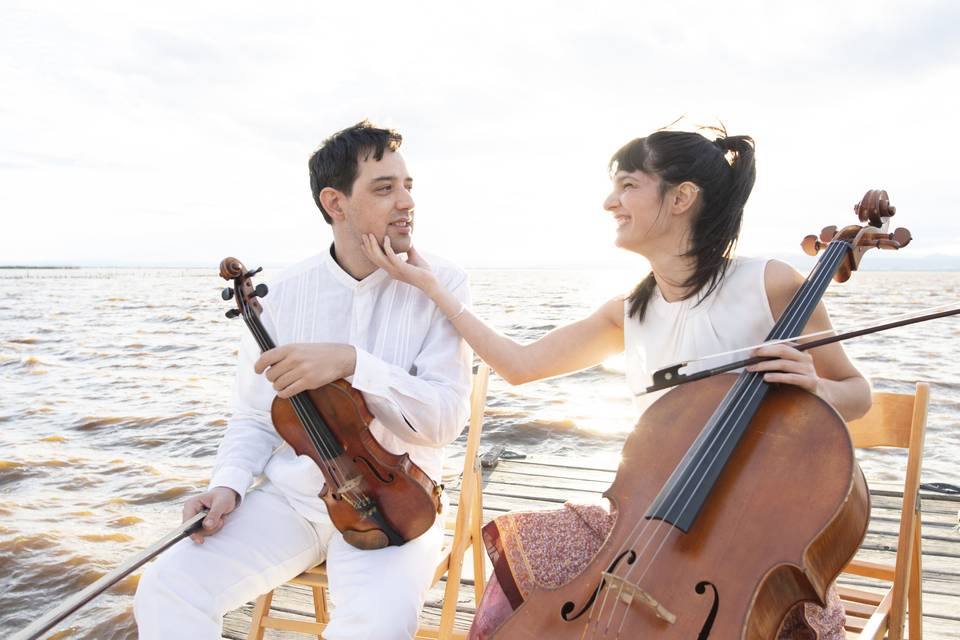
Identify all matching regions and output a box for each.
[801,235,822,256]
[225,309,241,319]
[819,226,838,243]
[253,283,269,298]
[221,287,234,301]
[892,227,912,248]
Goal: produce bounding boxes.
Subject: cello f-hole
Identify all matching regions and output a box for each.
[560,549,637,622]
[695,580,719,639]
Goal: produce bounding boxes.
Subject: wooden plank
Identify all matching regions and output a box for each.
[226,455,960,640]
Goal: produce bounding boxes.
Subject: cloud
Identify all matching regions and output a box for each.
[1,0,957,267]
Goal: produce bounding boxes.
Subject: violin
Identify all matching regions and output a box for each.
[491,190,911,638]
[219,257,441,550]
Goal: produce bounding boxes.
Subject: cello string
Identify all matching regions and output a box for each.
[602,241,845,637]
[589,240,847,637]
[605,242,843,633]
[592,242,842,637]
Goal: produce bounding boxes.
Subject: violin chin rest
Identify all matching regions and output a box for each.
[343,529,389,550]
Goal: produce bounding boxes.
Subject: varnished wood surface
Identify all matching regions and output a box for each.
[222,454,960,639]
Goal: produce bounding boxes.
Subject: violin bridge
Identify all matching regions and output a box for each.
[601,572,676,624]
[333,475,363,499]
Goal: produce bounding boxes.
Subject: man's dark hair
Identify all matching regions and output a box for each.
[308,120,403,224]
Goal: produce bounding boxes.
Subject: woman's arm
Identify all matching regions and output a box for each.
[749,259,872,421]
[361,235,624,384]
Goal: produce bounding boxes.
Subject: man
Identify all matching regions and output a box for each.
[134,121,473,639]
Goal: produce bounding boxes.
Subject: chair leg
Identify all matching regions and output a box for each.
[471,460,487,604]
[247,590,274,640]
[312,584,330,637]
[908,517,923,639]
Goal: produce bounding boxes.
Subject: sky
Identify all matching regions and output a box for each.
[1,0,959,269]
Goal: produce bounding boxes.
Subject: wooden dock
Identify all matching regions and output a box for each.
[223,454,960,639]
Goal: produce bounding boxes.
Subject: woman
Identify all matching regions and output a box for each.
[361,129,871,639]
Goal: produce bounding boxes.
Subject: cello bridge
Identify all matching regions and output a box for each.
[601,572,676,624]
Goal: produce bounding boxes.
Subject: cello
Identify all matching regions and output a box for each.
[219,257,441,550]
[490,190,911,638]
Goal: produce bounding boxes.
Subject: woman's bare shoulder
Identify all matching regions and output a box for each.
[596,295,627,329]
[763,259,805,319]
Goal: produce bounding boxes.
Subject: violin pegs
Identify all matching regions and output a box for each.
[225,309,241,319]
[221,287,234,301]
[253,283,269,298]
[819,226,838,244]
[801,235,822,256]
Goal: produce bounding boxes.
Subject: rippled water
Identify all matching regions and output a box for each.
[1,267,958,638]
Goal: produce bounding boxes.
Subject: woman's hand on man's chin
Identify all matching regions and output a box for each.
[361,233,438,294]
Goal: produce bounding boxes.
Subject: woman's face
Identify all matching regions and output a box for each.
[604,169,671,253]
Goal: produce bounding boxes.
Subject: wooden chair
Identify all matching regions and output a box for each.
[247,363,490,640]
[839,382,929,640]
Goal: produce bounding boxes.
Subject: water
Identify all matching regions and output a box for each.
[1,267,958,638]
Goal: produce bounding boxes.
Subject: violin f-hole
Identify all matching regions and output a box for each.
[560,549,637,622]
[353,455,396,484]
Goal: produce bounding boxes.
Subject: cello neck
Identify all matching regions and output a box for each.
[645,240,853,532]
[767,239,851,342]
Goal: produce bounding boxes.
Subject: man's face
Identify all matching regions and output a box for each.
[340,150,415,254]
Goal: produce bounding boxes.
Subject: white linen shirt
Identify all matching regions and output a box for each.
[209,247,473,522]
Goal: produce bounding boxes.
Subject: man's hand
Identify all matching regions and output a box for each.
[183,487,240,544]
[746,343,821,395]
[255,343,357,398]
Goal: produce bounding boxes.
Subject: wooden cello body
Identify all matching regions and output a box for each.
[491,190,909,638]
[491,375,869,639]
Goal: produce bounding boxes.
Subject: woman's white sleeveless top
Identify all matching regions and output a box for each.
[624,257,776,414]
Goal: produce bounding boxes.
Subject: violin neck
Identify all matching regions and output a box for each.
[645,240,852,532]
[241,311,344,460]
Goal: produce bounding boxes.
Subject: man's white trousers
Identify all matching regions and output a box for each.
[134,483,443,640]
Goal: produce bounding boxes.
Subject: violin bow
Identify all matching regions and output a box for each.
[11,511,208,640]
[643,304,960,395]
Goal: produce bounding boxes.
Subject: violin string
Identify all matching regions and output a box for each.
[241,293,364,506]
[241,304,345,479]
[244,308,367,507]
[245,313,367,507]
[587,241,847,638]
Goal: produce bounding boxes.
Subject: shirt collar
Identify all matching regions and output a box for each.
[323,243,389,292]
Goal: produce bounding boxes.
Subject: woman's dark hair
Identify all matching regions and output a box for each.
[611,129,756,321]
[308,120,403,224]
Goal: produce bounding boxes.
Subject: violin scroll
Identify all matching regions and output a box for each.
[219,256,267,319]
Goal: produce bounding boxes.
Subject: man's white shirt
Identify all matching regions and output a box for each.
[209,247,473,522]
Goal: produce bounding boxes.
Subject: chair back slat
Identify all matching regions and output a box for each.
[846,392,916,449]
